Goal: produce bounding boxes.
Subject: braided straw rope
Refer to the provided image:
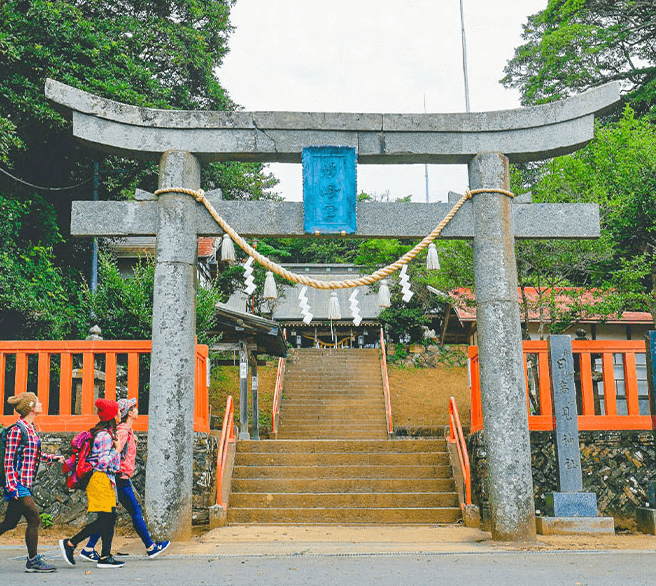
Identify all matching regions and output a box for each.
[153,186,514,290]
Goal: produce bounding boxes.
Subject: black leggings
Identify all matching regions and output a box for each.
[0,496,41,559]
[70,510,116,558]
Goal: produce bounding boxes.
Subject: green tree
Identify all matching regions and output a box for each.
[502,0,656,118]
[527,106,656,325]
[0,0,278,338]
[77,252,224,345]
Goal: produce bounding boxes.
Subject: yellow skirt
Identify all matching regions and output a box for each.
[85,471,116,513]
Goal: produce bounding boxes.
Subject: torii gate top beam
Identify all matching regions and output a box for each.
[45,79,620,164]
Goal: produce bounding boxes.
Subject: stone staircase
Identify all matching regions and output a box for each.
[227,348,461,525]
[277,348,388,439]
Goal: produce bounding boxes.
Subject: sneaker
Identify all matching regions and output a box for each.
[147,540,170,559]
[97,555,125,569]
[79,548,100,562]
[59,539,76,566]
[25,554,57,573]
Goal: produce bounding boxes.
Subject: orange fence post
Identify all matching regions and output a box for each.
[601,352,617,416]
[15,352,28,395]
[59,353,72,416]
[37,352,50,415]
[623,352,640,416]
[578,351,595,415]
[105,353,117,401]
[82,352,95,415]
[127,352,139,402]
[0,352,5,409]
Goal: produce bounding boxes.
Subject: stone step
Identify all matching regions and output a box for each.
[236,440,447,453]
[278,428,387,439]
[227,507,462,524]
[232,464,453,479]
[229,492,459,508]
[236,452,450,466]
[279,413,387,423]
[231,477,455,493]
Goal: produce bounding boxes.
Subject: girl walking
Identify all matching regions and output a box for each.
[79,398,169,561]
[59,399,125,569]
[1,392,64,573]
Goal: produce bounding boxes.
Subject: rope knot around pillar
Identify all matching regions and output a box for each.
[153,186,515,290]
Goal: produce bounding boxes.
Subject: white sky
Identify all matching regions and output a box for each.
[218,0,547,202]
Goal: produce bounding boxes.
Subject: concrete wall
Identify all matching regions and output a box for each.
[468,430,656,531]
[0,431,219,529]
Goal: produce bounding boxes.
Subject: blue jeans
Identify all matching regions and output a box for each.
[85,477,153,550]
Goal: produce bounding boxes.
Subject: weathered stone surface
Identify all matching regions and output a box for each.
[636,507,656,534]
[536,516,614,535]
[70,199,601,239]
[144,151,200,541]
[548,335,583,492]
[469,153,536,541]
[545,492,597,517]
[46,79,620,164]
[469,430,656,531]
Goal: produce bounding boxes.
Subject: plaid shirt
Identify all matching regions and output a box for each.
[3,418,56,496]
[87,430,121,476]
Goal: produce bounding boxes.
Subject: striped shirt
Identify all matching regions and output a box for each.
[87,430,121,481]
[3,418,56,496]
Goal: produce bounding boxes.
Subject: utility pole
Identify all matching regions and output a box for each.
[459,0,471,113]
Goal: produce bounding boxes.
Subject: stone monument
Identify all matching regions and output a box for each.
[536,335,614,535]
[46,78,620,541]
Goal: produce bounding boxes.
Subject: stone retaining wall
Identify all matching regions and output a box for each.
[1,431,219,529]
[468,430,656,530]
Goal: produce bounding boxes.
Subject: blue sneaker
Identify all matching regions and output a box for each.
[79,548,100,562]
[25,554,57,573]
[147,540,170,558]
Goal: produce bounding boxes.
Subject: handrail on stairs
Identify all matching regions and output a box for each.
[216,395,236,508]
[271,356,286,435]
[379,327,393,435]
[448,396,471,506]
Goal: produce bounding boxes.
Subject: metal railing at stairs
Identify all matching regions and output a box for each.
[447,396,472,507]
[379,328,393,435]
[271,357,286,436]
[215,395,236,510]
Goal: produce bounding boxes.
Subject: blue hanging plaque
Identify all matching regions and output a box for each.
[303,146,357,234]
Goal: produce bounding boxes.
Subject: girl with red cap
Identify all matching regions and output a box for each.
[59,399,125,569]
[1,392,64,573]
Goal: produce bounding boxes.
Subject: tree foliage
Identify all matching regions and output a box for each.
[502,0,656,118]
[0,0,279,339]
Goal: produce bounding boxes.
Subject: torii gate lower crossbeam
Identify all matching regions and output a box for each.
[47,80,620,541]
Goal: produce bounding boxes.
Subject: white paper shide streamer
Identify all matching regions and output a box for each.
[243,256,256,295]
[298,286,313,325]
[349,289,362,326]
[399,265,414,302]
[328,291,341,320]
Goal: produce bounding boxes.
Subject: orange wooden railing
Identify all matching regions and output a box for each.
[215,395,236,508]
[448,396,471,506]
[0,340,210,432]
[379,328,393,435]
[469,340,652,432]
[271,357,286,435]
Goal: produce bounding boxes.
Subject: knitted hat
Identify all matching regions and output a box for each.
[118,398,137,419]
[7,392,38,417]
[95,398,120,422]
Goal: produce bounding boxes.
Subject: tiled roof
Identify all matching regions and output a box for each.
[450,287,653,324]
[107,236,217,259]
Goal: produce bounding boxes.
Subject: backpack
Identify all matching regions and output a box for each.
[0,422,29,489]
[62,431,94,490]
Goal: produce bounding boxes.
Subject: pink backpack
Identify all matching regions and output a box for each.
[62,431,93,490]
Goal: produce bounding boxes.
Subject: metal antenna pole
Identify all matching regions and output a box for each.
[459,0,471,113]
[424,94,429,203]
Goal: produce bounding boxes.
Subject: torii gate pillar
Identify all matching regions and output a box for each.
[146,151,200,539]
[469,153,535,540]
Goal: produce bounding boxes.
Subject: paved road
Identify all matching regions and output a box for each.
[1,547,654,586]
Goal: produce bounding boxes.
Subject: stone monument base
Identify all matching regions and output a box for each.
[545,491,598,517]
[536,516,615,535]
[636,508,656,535]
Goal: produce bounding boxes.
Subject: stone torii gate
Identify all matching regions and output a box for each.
[46,79,620,541]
